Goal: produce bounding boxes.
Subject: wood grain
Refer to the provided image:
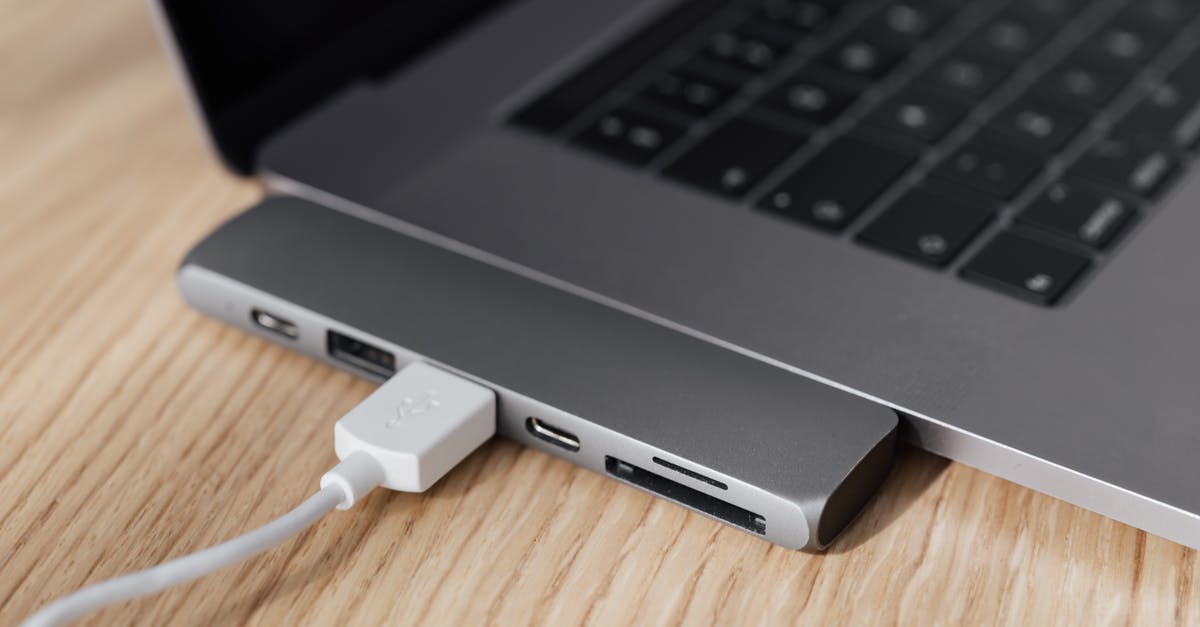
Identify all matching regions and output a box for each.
[1,1,1197,625]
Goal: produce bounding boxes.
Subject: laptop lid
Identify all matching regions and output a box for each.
[153,0,503,174]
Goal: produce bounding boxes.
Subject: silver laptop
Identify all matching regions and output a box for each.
[156,0,1200,549]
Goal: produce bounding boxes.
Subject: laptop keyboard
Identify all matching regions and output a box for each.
[510,0,1200,306]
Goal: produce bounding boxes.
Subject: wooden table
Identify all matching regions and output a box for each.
[2,1,1197,624]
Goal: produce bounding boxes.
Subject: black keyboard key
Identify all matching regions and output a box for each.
[865,1,957,42]
[1018,180,1137,250]
[759,69,865,126]
[705,29,787,74]
[934,140,1044,200]
[858,186,994,267]
[1070,135,1180,199]
[511,0,724,133]
[758,136,915,231]
[961,232,1091,305]
[917,47,1013,100]
[966,7,1060,62]
[1031,57,1128,111]
[865,87,970,144]
[759,0,839,33]
[818,28,913,81]
[641,69,736,117]
[1113,3,1200,38]
[573,108,687,166]
[1079,21,1165,72]
[664,117,805,197]
[982,97,1090,154]
[1113,79,1200,150]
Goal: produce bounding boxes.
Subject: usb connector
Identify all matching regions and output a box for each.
[322,361,495,505]
[23,362,496,627]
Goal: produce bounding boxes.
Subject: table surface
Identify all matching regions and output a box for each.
[3,1,1198,624]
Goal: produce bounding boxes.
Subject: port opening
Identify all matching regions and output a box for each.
[605,456,765,535]
[525,417,580,452]
[652,457,728,490]
[250,309,298,339]
[327,330,396,377]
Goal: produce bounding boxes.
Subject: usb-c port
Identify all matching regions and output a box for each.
[251,309,298,339]
[525,417,580,452]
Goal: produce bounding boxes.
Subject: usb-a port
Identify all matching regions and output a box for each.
[327,330,396,377]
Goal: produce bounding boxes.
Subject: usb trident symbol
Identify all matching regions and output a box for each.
[386,389,440,428]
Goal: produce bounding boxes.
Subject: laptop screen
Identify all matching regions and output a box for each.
[158,0,502,174]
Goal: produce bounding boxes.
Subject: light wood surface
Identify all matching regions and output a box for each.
[2,1,1198,625]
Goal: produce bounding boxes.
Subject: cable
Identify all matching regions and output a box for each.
[22,362,496,627]
[22,486,345,627]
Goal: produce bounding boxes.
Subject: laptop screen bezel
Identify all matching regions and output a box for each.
[152,0,504,175]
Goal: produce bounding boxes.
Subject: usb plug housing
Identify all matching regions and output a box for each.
[326,362,495,495]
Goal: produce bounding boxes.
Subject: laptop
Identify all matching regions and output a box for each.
[155,0,1200,549]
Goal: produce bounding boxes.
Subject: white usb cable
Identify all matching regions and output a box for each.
[22,362,496,627]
